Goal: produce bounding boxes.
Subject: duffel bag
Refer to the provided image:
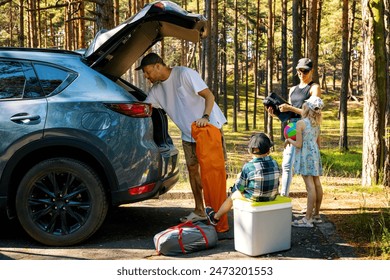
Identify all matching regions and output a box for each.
[153,221,218,256]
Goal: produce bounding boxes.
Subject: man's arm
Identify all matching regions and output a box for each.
[195,88,215,127]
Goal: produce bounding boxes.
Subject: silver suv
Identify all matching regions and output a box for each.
[0,1,207,246]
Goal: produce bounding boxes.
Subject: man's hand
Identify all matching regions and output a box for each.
[195,117,209,127]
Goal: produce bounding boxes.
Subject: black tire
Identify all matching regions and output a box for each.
[16,158,108,246]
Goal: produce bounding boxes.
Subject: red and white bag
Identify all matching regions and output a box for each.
[153,221,218,256]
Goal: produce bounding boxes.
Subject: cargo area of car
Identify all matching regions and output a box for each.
[116,78,178,180]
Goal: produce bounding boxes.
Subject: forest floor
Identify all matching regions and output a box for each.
[288,176,390,259]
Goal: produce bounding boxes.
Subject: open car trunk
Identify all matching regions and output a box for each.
[116,78,173,153]
[83,1,207,79]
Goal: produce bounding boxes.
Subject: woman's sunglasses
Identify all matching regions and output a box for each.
[298,69,310,74]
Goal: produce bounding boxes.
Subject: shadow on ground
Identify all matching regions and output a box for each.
[0,199,357,260]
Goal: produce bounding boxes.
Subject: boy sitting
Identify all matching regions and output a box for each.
[205,133,280,225]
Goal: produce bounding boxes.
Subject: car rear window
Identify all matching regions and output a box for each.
[33,63,75,95]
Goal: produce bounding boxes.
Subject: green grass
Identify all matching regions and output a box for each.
[321,149,362,177]
[338,209,390,259]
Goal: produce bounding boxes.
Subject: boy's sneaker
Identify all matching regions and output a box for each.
[205,207,219,226]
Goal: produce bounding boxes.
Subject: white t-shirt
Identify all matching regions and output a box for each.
[145,66,227,142]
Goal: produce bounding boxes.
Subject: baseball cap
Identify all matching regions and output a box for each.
[305,96,324,111]
[135,53,164,70]
[248,133,273,155]
[296,58,313,70]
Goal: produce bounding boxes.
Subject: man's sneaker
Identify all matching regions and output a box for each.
[205,207,219,226]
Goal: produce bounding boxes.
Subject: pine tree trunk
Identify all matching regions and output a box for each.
[95,0,115,30]
[211,0,218,101]
[245,0,249,131]
[266,0,274,138]
[281,0,288,139]
[222,0,228,119]
[348,0,357,98]
[306,0,319,83]
[292,0,302,85]
[383,0,390,187]
[253,0,261,130]
[233,0,239,132]
[18,0,25,47]
[339,0,349,152]
[78,2,86,49]
[361,0,387,186]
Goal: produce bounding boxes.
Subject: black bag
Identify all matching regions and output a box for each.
[263,92,295,122]
[153,221,218,256]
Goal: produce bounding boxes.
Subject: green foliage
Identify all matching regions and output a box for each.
[338,184,386,195]
[335,207,390,259]
[379,217,390,259]
[321,149,362,177]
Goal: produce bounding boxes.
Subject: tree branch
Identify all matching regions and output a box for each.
[0,0,12,7]
[66,16,96,23]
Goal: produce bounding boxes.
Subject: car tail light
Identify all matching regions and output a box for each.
[105,102,152,117]
[128,183,156,195]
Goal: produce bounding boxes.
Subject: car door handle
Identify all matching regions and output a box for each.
[10,113,41,124]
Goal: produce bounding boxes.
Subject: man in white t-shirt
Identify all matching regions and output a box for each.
[136,53,227,223]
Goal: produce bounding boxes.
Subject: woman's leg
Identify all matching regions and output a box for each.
[281,144,296,196]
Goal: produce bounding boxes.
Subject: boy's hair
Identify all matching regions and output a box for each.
[248,133,273,155]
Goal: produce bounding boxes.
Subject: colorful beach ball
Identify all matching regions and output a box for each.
[284,122,297,140]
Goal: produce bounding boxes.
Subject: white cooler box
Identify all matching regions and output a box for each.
[233,195,292,256]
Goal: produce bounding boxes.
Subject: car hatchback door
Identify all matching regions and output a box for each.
[83,0,207,78]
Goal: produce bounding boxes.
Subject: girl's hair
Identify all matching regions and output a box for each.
[302,103,322,126]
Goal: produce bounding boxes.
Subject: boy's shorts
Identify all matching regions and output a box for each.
[231,185,276,202]
[230,190,246,201]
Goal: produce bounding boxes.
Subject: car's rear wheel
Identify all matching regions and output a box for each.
[16,158,108,246]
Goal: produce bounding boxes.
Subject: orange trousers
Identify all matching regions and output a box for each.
[191,123,229,232]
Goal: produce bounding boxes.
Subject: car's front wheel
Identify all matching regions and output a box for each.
[16,158,108,246]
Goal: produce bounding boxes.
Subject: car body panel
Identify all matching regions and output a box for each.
[0,99,47,156]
